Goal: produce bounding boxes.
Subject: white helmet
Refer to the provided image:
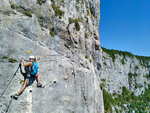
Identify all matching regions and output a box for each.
[29,56,35,59]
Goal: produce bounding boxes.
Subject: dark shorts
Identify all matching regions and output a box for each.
[25,74,37,82]
[26,77,31,82]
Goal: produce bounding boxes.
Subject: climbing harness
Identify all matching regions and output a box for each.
[0,60,21,99]
[0,57,58,113]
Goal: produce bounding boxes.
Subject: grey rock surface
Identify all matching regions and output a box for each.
[101,51,150,96]
[100,50,150,113]
[0,0,104,113]
[1,0,149,113]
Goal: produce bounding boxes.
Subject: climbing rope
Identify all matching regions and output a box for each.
[0,61,21,99]
[0,54,71,99]
[22,56,68,62]
[0,57,58,113]
[4,98,13,113]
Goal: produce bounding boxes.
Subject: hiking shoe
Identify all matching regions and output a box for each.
[37,83,42,87]
[11,94,19,100]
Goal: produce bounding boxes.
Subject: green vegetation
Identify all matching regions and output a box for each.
[68,18,82,24]
[86,9,90,15]
[76,0,84,3]
[116,86,150,113]
[128,72,138,87]
[2,56,17,63]
[128,72,137,78]
[101,79,106,82]
[85,32,88,39]
[100,83,105,90]
[101,47,150,66]
[68,18,82,31]
[76,0,79,3]
[24,11,32,17]
[103,89,115,113]
[49,30,55,37]
[121,58,125,65]
[114,107,119,113]
[89,58,93,63]
[145,74,150,79]
[85,55,88,59]
[10,3,17,9]
[60,0,64,6]
[102,47,116,62]
[75,22,80,31]
[135,65,139,70]
[51,4,64,19]
[51,0,56,3]
[103,56,107,59]
[136,56,150,67]
[49,27,55,37]
[8,58,17,63]
[85,1,88,7]
[37,0,42,3]
[103,62,106,65]
[102,85,150,113]
[76,0,84,4]
[37,0,45,5]
[2,56,8,59]
[86,17,89,23]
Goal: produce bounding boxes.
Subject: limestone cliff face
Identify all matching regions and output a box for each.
[1,0,149,113]
[0,0,104,113]
[100,47,150,113]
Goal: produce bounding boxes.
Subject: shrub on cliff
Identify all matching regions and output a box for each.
[51,4,64,19]
[24,11,32,17]
[69,18,82,31]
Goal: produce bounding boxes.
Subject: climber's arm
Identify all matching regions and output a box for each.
[22,59,32,66]
[35,56,38,63]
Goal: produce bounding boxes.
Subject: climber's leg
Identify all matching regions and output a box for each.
[36,73,40,84]
[17,79,29,95]
[11,79,29,100]
[36,73,43,87]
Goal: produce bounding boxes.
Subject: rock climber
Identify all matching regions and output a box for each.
[11,56,42,100]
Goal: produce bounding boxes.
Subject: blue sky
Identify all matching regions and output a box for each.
[99,0,150,56]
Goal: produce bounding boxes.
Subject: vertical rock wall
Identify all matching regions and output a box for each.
[0,0,104,113]
[100,48,150,113]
